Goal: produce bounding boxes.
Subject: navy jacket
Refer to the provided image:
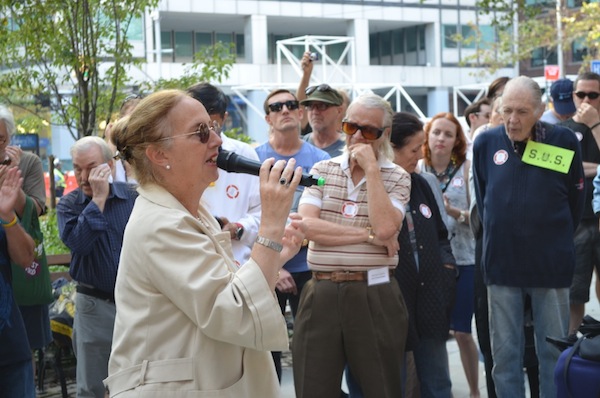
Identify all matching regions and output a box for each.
[473,123,585,288]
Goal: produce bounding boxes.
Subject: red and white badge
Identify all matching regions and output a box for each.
[451,177,464,188]
[341,201,359,218]
[226,184,240,199]
[419,204,432,219]
[493,150,509,165]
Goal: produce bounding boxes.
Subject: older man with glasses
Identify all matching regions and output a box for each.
[299,84,346,157]
[557,71,600,341]
[292,93,410,398]
[473,76,585,397]
[255,88,330,383]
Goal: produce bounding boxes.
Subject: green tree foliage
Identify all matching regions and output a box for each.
[40,210,69,255]
[145,42,236,91]
[564,2,600,69]
[453,0,599,76]
[0,0,159,139]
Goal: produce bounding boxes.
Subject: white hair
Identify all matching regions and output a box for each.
[0,105,16,137]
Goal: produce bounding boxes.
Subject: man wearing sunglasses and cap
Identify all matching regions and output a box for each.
[255,88,330,382]
[292,93,410,397]
[557,71,600,341]
[297,51,350,157]
[299,84,346,158]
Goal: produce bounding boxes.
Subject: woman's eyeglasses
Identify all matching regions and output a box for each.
[158,120,220,144]
[267,100,300,113]
[305,84,334,96]
[574,91,600,100]
[342,120,386,141]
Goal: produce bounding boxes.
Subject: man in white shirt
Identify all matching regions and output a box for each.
[187,83,261,266]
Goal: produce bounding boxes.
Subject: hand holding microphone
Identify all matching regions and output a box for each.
[216,149,325,187]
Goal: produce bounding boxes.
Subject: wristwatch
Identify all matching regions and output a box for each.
[457,210,466,224]
[234,223,244,240]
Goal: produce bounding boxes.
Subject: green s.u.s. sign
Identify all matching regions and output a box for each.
[522,140,574,174]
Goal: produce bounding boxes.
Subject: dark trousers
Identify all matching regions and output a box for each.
[271,270,312,382]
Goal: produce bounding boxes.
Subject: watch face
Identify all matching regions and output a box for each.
[235,226,244,240]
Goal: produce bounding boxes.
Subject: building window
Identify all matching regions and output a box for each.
[126,17,143,41]
[531,46,558,67]
[174,31,193,62]
[160,31,173,62]
[443,25,459,49]
[195,32,212,49]
[370,25,428,66]
[572,38,587,62]
[236,34,245,59]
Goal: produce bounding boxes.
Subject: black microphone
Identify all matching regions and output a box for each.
[216,149,325,187]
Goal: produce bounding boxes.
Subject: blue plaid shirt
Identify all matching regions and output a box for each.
[57,182,137,294]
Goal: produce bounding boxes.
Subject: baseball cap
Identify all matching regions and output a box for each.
[300,84,343,106]
[550,78,576,116]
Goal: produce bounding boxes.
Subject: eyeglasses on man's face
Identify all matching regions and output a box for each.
[267,100,300,113]
[158,120,220,144]
[574,91,600,100]
[305,84,335,96]
[305,102,332,112]
[341,120,386,141]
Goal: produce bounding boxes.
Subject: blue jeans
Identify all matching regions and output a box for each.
[413,338,452,398]
[487,285,568,398]
[0,359,35,398]
[73,293,116,398]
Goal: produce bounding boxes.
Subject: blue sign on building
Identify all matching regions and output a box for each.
[11,133,39,155]
[592,60,600,75]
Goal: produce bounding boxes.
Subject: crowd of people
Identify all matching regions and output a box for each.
[1,59,600,398]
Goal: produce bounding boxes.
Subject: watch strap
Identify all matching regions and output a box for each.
[255,236,283,252]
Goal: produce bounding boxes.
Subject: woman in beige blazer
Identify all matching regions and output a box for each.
[104,90,305,397]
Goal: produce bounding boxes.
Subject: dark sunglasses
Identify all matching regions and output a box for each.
[305,102,332,111]
[305,84,335,96]
[575,91,600,100]
[342,120,386,141]
[158,120,220,144]
[267,100,300,113]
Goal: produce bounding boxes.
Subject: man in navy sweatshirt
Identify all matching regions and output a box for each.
[473,75,585,398]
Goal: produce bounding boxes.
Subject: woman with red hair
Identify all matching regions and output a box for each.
[420,112,480,398]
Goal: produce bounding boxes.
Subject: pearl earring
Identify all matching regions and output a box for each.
[166,165,171,170]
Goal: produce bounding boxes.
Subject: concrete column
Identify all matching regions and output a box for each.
[246,90,269,144]
[244,15,268,65]
[427,88,450,118]
[347,19,370,67]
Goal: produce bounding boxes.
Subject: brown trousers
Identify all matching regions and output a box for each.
[292,277,408,398]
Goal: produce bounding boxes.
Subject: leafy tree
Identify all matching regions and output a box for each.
[452,0,599,76]
[0,0,159,139]
[145,42,236,91]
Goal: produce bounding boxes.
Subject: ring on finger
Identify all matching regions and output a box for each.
[279,177,288,185]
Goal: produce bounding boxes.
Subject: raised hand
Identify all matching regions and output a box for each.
[0,166,23,221]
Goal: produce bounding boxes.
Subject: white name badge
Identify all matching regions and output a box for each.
[367,267,390,286]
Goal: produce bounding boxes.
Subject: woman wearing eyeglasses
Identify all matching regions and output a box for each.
[104,90,306,397]
[293,93,410,397]
[420,112,480,398]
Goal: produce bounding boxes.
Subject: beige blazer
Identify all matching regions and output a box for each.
[105,184,288,397]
